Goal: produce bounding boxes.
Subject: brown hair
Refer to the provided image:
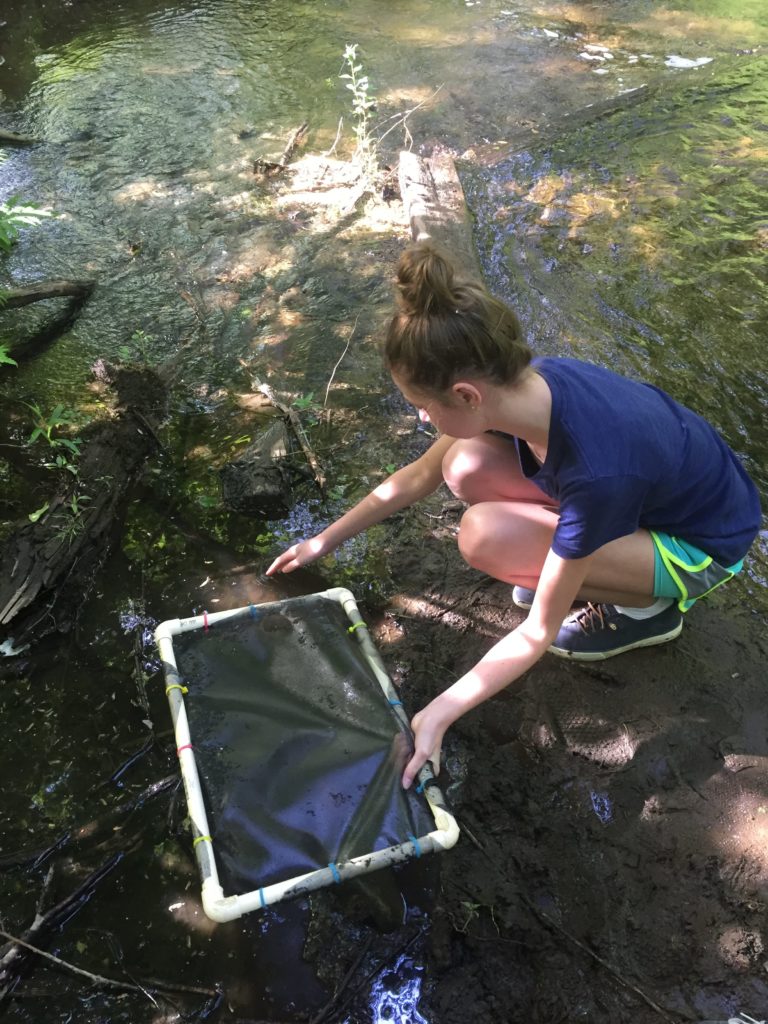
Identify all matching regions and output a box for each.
[384,241,531,394]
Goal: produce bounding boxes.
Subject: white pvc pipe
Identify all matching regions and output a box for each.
[155,589,460,922]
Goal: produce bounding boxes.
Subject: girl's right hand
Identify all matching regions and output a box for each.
[265,535,328,575]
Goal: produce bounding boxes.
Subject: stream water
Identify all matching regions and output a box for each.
[1,1,767,1021]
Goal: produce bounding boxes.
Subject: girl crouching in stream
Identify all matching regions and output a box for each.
[267,242,761,789]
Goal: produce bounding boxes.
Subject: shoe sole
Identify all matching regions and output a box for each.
[547,619,683,661]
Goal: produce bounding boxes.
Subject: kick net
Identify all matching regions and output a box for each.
[155,588,459,921]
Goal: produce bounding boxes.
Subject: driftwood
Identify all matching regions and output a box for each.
[398,149,483,278]
[0,362,168,650]
[250,374,327,497]
[1,279,94,309]
[0,129,37,147]
[2,279,95,362]
[253,122,309,175]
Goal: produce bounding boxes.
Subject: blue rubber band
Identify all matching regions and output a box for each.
[408,833,422,858]
[328,862,342,884]
[259,887,266,908]
[388,699,403,707]
[415,780,425,794]
[249,604,259,619]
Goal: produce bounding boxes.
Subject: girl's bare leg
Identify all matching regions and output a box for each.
[443,436,656,606]
[442,434,554,505]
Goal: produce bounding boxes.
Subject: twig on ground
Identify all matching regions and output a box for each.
[324,314,360,408]
[308,934,374,1024]
[254,122,309,174]
[323,117,344,158]
[0,929,218,1002]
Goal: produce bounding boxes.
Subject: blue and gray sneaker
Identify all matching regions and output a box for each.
[512,585,537,609]
[548,602,683,660]
[513,586,584,612]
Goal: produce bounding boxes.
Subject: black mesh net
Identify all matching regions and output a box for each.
[173,594,436,895]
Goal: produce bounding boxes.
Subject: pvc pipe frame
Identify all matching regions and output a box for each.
[155,587,460,923]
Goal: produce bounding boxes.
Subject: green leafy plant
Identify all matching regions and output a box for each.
[28,502,50,523]
[0,343,17,367]
[27,402,83,475]
[0,197,51,253]
[292,392,316,411]
[118,328,155,363]
[340,44,377,181]
[53,492,91,543]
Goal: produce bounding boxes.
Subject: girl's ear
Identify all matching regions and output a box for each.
[451,381,482,407]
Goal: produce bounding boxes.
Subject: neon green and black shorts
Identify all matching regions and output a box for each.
[650,531,744,612]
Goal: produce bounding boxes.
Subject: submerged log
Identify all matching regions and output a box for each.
[251,374,326,497]
[0,853,123,1001]
[462,85,651,166]
[0,362,168,649]
[219,418,294,517]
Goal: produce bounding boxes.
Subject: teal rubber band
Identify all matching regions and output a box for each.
[329,862,341,884]
[408,833,422,858]
[249,604,259,619]
[415,780,425,794]
[389,699,403,706]
[259,887,266,908]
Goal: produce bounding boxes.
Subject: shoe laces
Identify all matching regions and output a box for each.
[572,602,616,635]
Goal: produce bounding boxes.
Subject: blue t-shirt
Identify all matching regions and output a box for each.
[516,358,761,565]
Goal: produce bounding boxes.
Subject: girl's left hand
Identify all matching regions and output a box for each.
[402,702,450,789]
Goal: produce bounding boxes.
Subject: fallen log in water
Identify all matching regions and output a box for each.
[2,279,95,362]
[0,853,123,1002]
[398,148,483,277]
[1,279,95,309]
[0,361,168,650]
[0,129,38,147]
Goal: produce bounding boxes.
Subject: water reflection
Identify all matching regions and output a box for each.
[369,953,429,1024]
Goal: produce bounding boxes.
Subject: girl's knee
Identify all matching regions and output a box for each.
[442,437,501,501]
[442,439,472,499]
[457,504,496,566]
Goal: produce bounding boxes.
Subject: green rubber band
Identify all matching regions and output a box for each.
[165,683,189,695]
[347,621,367,634]
[192,835,212,847]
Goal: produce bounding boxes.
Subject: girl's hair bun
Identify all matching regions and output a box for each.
[394,241,459,317]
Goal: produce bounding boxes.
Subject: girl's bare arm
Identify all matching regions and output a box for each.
[402,548,593,786]
[266,433,457,574]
